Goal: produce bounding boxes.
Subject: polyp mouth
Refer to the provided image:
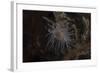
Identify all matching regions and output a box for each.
[53,30,65,41]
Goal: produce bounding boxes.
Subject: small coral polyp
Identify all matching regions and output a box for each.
[43,16,73,51]
[47,24,72,49]
[50,24,71,42]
